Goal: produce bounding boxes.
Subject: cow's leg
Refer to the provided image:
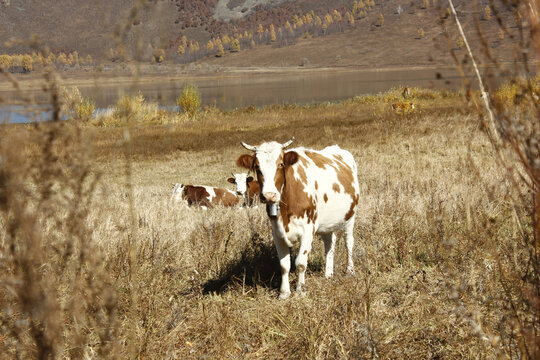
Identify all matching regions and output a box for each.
[345,217,355,275]
[295,227,314,295]
[273,234,291,299]
[321,232,336,278]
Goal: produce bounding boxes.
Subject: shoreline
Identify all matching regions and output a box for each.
[0,63,463,93]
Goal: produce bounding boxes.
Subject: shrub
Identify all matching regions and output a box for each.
[0,54,13,70]
[177,84,201,117]
[76,97,96,121]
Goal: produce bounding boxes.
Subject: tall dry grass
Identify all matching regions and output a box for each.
[1,89,526,358]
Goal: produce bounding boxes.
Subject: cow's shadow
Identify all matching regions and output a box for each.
[202,232,281,294]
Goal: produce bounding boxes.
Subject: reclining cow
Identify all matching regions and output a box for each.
[227,173,260,207]
[237,137,359,299]
[171,183,240,208]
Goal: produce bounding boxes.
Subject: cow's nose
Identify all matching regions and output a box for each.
[262,192,279,203]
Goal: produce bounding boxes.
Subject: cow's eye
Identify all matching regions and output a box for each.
[278,163,284,168]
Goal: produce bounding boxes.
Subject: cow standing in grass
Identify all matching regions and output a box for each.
[171,183,239,208]
[237,138,360,299]
[227,173,260,207]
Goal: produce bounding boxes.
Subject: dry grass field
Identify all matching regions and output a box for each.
[2,84,539,359]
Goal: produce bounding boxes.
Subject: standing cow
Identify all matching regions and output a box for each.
[227,173,260,207]
[171,183,240,208]
[237,137,359,299]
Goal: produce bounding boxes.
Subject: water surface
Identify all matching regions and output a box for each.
[0,67,511,123]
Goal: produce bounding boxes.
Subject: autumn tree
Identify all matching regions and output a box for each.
[216,43,224,57]
[484,5,491,20]
[270,24,277,42]
[230,38,240,52]
[57,52,68,65]
[376,13,384,27]
[177,45,185,57]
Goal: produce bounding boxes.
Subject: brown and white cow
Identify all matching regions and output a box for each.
[171,183,240,208]
[237,138,360,299]
[227,173,261,207]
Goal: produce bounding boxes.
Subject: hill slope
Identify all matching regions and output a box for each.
[0,0,522,68]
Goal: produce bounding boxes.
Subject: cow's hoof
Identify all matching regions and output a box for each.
[278,292,291,300]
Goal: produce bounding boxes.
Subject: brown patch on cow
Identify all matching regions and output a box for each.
[345,194,359,221]
[246,179,261,206]
[332,183,341,193]
[296,163,308,183]
[314,181,318,190]
[278,153,316,232]
[182,185,212,207]
[324,193,328,202]
[237,154,255,169]
[303,250,307,255]
[214,188,240,207]
[334,154,345,162]
[306,151,335,169]
[283,151,299,167]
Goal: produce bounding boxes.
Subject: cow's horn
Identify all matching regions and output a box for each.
[281,137,295,149]
[241,141,258,151]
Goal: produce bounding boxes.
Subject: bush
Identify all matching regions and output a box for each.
[76,97,96,121]
[177,84,201,117]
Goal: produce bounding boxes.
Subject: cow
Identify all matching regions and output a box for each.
[170,183,240,208]
[227,173,260,207]
[237,137,360,299]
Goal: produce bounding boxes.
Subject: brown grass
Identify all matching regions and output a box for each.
[2,90,534,358]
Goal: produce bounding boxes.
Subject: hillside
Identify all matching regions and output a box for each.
[0,0,522,68]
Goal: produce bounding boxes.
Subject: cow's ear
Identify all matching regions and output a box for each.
[227,177,235,184]
[237,154,255,169]
[247,176,254,183]
[283,151,299,167]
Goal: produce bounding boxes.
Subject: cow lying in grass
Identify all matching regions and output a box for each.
[227,173,260,207]
[171,183,240,208]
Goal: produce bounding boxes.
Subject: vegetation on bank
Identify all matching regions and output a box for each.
[0,51,94,73]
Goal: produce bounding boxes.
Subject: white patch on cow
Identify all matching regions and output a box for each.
[170,183,185,203]
[253,141,283,202]
[204,186,217,204]
[232,173,248,195]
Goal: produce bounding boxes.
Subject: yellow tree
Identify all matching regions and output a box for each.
[57,53,67,65]
[22,55,33,72]
[86,54,93,64]
[484,5,491,20]
[270,24,276,42]
[0,55,13,70]
[177,45,185,56]
[333,10,342,22]
[377,13,384,27]
[230,38,240,52]
[216,43,224,57]
[206,40,215,52]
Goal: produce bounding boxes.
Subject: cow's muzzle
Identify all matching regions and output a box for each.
[262,192,279,203]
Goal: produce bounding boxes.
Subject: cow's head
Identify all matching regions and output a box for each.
[227,173,255,196]
[171,183,185,202]
[237,137,296,204]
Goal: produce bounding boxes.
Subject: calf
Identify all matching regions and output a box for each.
[171,183,240,208]
[237,137,360,299]
[227,173,261,206]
